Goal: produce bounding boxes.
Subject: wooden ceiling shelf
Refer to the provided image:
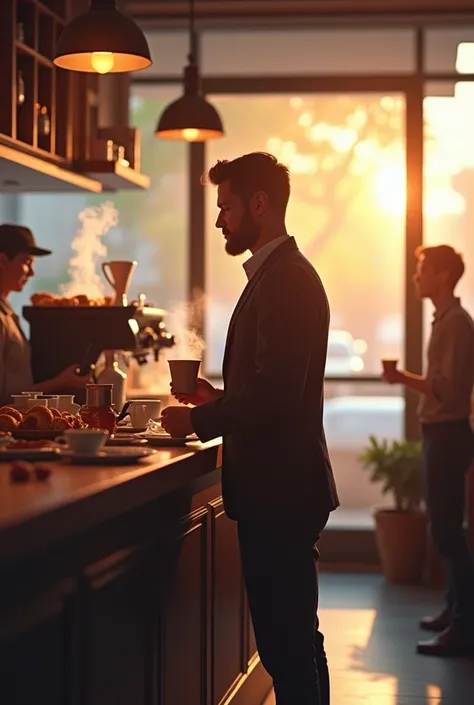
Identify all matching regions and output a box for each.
[75,159,151,191]
[0,139,102,192]
[0,1,149,193]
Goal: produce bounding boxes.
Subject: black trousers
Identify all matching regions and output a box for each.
[237,511,330,705]
[421,419,474,632]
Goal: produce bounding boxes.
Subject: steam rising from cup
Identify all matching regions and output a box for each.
[165,290,206,361]
[61,201,119,299]
[165,291,205,395]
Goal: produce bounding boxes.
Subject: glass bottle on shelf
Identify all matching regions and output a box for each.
[37,105,51,137]
[17,72,25,106]
[16,23,25,43]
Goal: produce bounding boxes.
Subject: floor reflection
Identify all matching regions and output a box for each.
[263,573,473,704]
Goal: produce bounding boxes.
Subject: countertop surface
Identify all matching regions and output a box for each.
[0,439,222,563]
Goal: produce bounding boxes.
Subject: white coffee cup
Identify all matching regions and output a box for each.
[62,428,109,456]
[12,395,29,409]
[56,394,74,410]
[56,395,80,414]
[168,359,201,394]
[27,397,49,408]
[127,399,161,427]
[129,404,148,427]
[39,395,59,409]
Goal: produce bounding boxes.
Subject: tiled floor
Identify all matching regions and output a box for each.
[262,573,474,705]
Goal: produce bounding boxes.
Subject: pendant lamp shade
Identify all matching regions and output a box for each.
[155,64,224,142]
[53,0,152,74]
[155,0,223,142]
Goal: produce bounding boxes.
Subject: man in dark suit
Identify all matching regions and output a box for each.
[161,152,339,705]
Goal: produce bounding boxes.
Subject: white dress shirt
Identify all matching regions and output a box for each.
[242,236,289,281]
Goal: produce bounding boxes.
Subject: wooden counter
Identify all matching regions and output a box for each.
[0,441,221,563]
[0,441,271,705]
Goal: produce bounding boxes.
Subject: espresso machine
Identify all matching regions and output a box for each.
[22,261,175,403]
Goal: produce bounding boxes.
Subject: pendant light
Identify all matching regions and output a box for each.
[155,0,224,141]
[53,0,152,74]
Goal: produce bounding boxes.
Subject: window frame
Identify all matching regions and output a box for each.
[133,26,474,441]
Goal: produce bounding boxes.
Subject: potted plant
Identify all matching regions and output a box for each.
[359,436,427,584]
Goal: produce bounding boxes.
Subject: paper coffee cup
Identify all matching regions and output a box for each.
[382,359,398,373]
[168,359,200,394]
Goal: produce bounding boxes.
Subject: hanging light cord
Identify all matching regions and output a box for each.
[188,0,197,65]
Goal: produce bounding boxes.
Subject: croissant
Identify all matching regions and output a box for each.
[52,416,73,431]
[30,292,109,307]
[22,405,54,430]
[0,414,20,431]
[0,406,24,423]
[30,292,59,306]
[75,295,90,305]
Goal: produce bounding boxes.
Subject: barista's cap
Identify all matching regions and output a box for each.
[0,223,52,258]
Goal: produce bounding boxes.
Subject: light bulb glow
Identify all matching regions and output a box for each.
[91,52,115,74]
[182,128,200,141]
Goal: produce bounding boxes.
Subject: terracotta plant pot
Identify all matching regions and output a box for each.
[374,509,427,584]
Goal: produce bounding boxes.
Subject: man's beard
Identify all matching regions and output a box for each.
[223,209,260,256]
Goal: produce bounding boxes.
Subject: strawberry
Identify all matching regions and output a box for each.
[34,464,52,481]
[10,461,33,483]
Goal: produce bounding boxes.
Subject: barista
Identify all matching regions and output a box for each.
[0,223,89,405]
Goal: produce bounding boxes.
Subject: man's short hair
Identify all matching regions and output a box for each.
[415,244,465,287]
[203,152,290,214]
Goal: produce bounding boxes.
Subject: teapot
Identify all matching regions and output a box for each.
[79,384,132,434]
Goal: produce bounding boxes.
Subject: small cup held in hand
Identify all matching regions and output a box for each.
[382,359,398,374]
[168,359,201,395]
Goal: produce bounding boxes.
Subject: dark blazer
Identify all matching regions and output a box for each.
[191,237,339,522]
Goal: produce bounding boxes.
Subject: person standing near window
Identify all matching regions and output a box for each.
[0,223,89,405]
[383,244,474,656]
[161,152,339,705]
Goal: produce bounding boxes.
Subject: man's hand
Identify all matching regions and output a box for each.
[170,377,222,406]
[161,406,195,437]
[382,366,403,385]
[54,364,91,390]
[382,367,431,396]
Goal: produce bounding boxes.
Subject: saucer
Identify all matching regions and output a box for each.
[12,429,64,441]
[140,433,199,447]
[115,426,147,434]
[61,447,156,465]
[106,435,148,447]
[0,446,61,461]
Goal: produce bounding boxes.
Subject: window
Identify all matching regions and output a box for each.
[425,27,474,73]
[324,381,402,510]
[0,85,188,394]
[3,85,188,337]
[142,31,189,77]
[204,93,406,378]
[204,92,407,512]
[202,29,415,75]
[422,79,474,353]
